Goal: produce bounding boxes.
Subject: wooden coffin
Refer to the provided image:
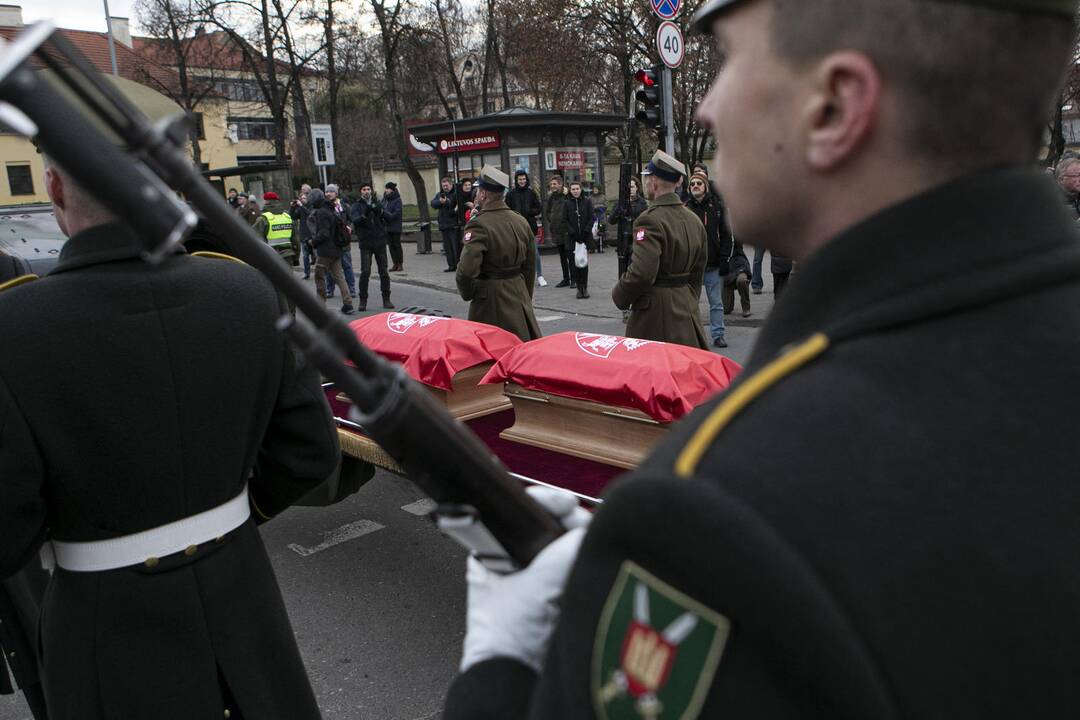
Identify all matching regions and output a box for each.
[499,383,669,470]
[338,361,510,422]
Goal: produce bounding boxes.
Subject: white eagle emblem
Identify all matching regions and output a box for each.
[386,312,450,334]
[575,333,655,358]
[635,229,647,243]
[463,231,474,243]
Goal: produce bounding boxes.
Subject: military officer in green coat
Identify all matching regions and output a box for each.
[612,150,709,349]
[456,166,543,341]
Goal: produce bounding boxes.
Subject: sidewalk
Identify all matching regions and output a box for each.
[387,239,779,328]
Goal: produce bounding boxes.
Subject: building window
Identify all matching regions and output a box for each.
[210,78,263,102]
[229,117,276,141]
[192,112,205,140]
[1064,116,1080,145]
[236,155,276,167]
[6,164,34,196]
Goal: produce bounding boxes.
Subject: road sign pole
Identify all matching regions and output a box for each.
[662,66,674,155]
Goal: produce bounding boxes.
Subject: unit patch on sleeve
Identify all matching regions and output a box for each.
[463,231,474,244]
[592,560,730,720]
[635,229,648,244]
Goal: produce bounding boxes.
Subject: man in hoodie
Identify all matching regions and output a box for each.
[324,184,353,298]
[383,181,405,271]
[308,187,354,314]
[507,170,546,287]
[686,171,733,348]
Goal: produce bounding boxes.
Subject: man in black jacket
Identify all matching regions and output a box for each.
[352,182,394,310]
[686,171,733,348]
[310,187,354,313]
[0,157,340,720]
[431,176,461,271]
[443,0,1080,718]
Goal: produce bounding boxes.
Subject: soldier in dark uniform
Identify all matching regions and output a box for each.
[443,0,1080,718]
[613,149,709,349]
[456,166,542,341]
[0,153,341,718]
[0,254,47,720]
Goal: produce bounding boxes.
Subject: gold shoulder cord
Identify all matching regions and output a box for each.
[0,274,39,293]
[674,333,830,478]
[191,251,246,264]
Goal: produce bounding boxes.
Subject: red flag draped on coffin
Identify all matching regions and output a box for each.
[480,332,742,424]
[349,313,522,390]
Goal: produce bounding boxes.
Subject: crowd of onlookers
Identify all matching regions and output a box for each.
[225,161,797,346]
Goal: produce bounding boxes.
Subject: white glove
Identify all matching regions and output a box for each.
[460,486,592,672]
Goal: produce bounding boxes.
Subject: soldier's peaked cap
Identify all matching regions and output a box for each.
[477,165,510,192]
[641,150,687,183]
[693,0,1079,34]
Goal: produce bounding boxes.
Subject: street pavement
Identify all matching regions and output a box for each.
[0,241,782,719]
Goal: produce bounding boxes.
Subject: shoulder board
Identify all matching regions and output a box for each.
[0,274,39,293]
[191,251,247,264]
[674,334,830,478]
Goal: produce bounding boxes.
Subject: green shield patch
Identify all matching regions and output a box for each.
[592,561,730,720]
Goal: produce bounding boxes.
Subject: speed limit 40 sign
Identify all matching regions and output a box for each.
[656,21,684,69]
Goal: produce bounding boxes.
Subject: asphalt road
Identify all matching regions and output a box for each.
[0,266,769,720]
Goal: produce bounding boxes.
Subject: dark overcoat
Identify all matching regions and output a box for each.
[612,192,708,349]
[456,197,542,341]
[444,168,1080,719]
[0,223,340,720]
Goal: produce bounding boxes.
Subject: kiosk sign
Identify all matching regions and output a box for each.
[435,130,502,155]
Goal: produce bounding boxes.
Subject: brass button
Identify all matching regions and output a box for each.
[145,556,159,568]
[184,544,198,557]
[214,535,224,543]
[224,710,231,718]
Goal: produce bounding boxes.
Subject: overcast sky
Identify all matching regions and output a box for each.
[23,1,141,33]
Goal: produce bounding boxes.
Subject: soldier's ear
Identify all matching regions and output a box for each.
[803,51,881,172]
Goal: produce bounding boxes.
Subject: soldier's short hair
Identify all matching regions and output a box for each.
[769,0,1075,171]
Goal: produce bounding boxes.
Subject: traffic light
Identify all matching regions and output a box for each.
[635,65,666,132]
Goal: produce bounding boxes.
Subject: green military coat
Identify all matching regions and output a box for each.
[612,192,708,349]
[456,196,542,341]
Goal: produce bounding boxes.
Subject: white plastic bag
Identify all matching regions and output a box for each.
[591,220,600,241]
[574,241,588,268]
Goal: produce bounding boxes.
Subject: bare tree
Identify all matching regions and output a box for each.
[133,0,223,165]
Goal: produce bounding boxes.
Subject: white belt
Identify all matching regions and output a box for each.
[44,486,251,572]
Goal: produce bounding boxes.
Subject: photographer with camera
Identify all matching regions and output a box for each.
[351,182,394,311]
[431,177,460,272]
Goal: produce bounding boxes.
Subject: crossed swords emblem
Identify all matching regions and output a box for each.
[598,582,698,719]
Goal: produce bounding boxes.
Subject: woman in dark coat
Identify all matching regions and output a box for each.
[609,177,649,277]
[564,181,594,298]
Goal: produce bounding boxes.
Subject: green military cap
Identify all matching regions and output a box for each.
[641,149,688,183]
[693,0,1079,33]
[477,165,510,192]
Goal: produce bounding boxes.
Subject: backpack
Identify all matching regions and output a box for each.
[333,213,351,249]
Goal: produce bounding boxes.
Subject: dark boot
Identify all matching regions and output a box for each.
[382,295,394,309]
[576,267,589,299]
[356,299,367,312]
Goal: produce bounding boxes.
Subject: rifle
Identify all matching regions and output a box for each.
[0,23,562,571]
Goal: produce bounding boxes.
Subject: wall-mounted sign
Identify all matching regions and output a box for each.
[435,130,502,155]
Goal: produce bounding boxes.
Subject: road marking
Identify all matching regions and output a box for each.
[288,519,385,557]
[401,498,438,516]
[536,314,565,322]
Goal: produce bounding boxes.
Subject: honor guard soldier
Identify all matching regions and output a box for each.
[0,83,341,719]
[0,253,47,720]
[613,149,709,349]
[456,165,543,342]
[444,0,1080,718]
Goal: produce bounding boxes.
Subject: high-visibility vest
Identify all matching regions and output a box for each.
[261,211,293,242]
